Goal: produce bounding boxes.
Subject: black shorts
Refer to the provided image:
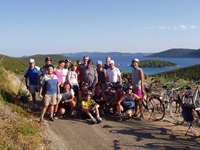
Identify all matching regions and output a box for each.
[95,101,106,106]
[72,85,79,97]
[58,101,71,110]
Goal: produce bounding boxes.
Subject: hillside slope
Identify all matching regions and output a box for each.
[154,64,200,81]
[0,54,69,74]
[148,48,200,58]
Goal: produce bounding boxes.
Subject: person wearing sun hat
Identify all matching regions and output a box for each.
[131,58,145,120]
[24,58,40,109]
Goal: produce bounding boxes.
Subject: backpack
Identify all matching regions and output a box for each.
[182,104,195,122]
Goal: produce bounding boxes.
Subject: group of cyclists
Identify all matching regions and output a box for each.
[24,55,145,124]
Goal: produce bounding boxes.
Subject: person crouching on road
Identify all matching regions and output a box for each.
[117,85,142,121]
[39,64,60,123]
[81,91,102,124]
[58,83,76,119]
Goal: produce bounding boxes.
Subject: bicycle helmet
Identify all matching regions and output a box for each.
[85,91,92,96]
[82,82,88,87]
[126,85,133,90]
[116,84,123,89]
[107,82,113,87]
[132,58,139,63]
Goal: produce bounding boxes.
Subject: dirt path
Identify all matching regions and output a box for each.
[44,113,200,150]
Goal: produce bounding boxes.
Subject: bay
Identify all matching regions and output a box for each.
[64,53,200,75]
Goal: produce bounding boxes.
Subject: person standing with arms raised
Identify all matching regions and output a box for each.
[131,58,145,120]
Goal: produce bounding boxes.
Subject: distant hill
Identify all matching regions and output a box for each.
[154,64,200,81]
[0,54,70,74]
[62,52,146,57]
[139,60,177,68]
[148,48,200,58]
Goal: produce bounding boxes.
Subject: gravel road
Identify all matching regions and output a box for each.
[43,112,200,150]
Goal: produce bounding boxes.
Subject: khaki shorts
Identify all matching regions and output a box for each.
[29,85,39,94]
[44,94,57,106]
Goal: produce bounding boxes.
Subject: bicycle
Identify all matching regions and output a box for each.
[182,81,200,107]
[156,78,186,123]
[143,78,165,121]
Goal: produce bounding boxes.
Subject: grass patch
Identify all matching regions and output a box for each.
[0,100,40,150]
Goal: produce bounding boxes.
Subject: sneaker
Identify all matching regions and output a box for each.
[96,116,102,123]
[138,115,145,121]
[70,115,75,119]
[50,117,55,122]
[38,118,44,124]
[91,118,97,124]
[132,113,138,118]
[101,110,105,115]
[53,113,59,120]
[117,116,123,122]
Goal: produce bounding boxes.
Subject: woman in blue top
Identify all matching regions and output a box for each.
[117,85,142,121]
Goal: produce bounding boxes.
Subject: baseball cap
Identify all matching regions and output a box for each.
[88,59,94,64]
[132,58,139,63]
[109,60,115,64]
[45,57,52,62]
[96,60,102,65]
[65,58,71,63]
[29,59,35,63]
[47,64,54,69]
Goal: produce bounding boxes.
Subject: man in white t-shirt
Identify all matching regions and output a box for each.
[106,60,122,86]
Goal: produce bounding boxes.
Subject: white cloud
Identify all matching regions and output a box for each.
[191,25,199,30]
[179,24,187,31]
[144,24,200,31]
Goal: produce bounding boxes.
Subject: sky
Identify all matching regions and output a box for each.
[0,0,200,57]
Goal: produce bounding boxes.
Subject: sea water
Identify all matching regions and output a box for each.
[64,53,200,75]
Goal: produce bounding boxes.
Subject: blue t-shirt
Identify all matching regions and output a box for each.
[41,74,58,94]
[24,66,40,85]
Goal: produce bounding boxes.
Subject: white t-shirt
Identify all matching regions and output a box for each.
[106,67,121,83]
[61,89,75,100]
[62,68,68,83]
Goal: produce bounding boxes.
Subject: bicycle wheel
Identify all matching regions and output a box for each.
[193,92,200,107]
[147,96,165,121]
[170,100,184,123]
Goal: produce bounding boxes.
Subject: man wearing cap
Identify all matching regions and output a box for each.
[96,60,107,92]
[24,59,40,109]
[82,59,98,88]
[38,57,52,78]
[131,58,145,119]
[106,60,122,86]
